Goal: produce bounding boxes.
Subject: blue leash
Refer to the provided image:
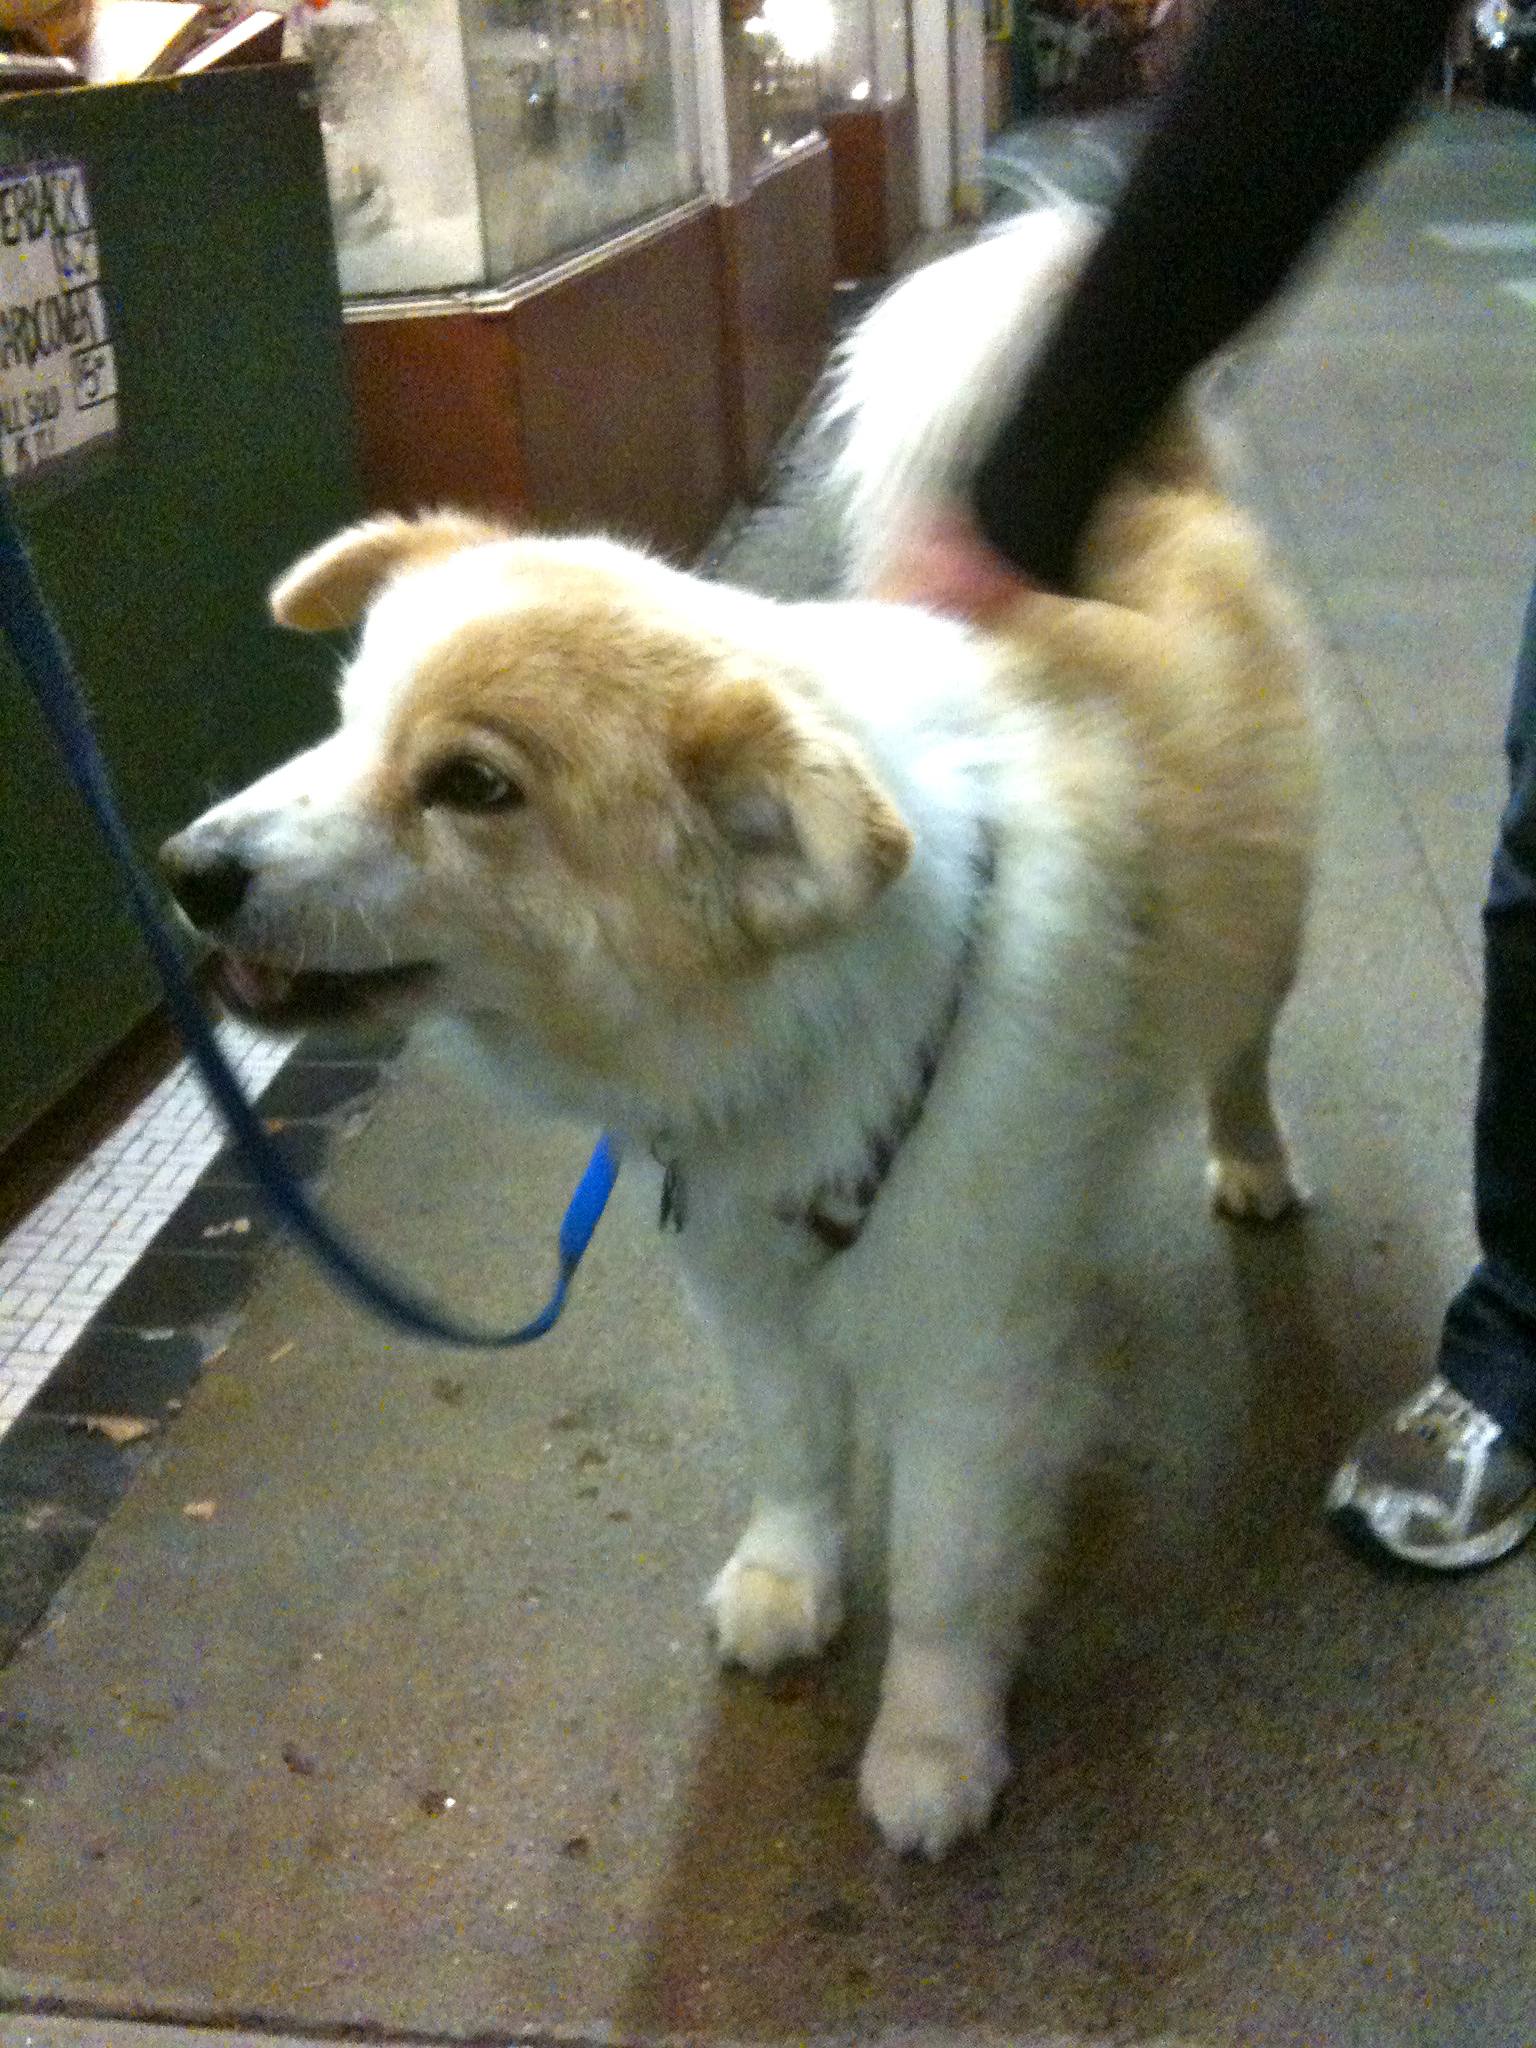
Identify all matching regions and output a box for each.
[0,482,618,1347]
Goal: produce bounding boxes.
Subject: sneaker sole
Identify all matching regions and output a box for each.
[1326,1494,1536,1573]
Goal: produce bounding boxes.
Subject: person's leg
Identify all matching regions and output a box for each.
[1437,568,1536,1445]
[1328,571,1536,1568]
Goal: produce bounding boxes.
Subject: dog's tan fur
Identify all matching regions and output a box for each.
[1014,480,1317,1082]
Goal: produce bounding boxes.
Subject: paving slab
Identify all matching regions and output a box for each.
[3,105,1535,2048]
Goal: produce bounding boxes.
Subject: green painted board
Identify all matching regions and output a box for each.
[0,64,360,1146]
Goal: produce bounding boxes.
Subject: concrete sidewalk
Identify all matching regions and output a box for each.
[3,105,1534,2048]
[0,2022,1205,2048]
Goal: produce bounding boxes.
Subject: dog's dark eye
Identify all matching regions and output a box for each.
[417,757,524,813]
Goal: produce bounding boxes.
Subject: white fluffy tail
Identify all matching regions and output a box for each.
[824,209,1100,593]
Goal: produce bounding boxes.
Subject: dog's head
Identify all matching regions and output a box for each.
[162,513,912,1107]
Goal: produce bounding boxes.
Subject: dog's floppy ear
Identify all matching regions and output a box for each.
[270,510,507,631]
[675,676,912,950]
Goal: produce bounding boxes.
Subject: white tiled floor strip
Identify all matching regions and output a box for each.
[0,1022,298,1434]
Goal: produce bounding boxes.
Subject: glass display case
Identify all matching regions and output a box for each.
[287,0,704,297]
[728,0,822,167]
[724,0,907,175]
[823,0,909,106]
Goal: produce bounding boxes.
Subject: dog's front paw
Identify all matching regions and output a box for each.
[706,1527,843,1675]
[1207,1150,1309,1224]
[859,1718,1012,1858]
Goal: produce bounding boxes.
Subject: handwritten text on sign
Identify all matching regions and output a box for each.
[0,162,118,482]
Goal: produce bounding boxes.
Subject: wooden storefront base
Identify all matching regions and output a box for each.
[823,97,921,282]
[342,144,835,562]
[343,206,727,560]
[716,141,835,498]
[345,310,529,521]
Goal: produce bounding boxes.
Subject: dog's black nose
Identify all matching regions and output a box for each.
[160,842,254,931]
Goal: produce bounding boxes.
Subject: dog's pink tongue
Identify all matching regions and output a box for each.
[219,956,295,1011]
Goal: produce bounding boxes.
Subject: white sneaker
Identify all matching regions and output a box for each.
[1326,1376,1536,1571]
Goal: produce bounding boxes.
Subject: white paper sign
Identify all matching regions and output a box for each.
[0,160,118,483]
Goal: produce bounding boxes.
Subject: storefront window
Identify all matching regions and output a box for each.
[465,0,703,279]
[730,0,825,166]
[724,0,908,176]
[288,0,702,298]
[823,0,909,106]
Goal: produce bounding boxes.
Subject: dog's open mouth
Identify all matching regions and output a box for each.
[212,955,438,1030]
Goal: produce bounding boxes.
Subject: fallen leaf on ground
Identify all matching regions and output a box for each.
[76,1416,155,1446]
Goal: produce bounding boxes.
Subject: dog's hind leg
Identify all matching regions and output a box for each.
[1205,1016,1308,1222]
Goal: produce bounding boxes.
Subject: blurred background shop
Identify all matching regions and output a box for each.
[295,0,1212,555]
[300,0,916,556]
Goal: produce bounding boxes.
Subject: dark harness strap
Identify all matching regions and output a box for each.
[659,832,996,1257]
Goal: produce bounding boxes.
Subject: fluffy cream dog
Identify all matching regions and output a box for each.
[161,213,1317,1858]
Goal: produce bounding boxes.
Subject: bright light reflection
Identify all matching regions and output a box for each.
[753,0,834,63]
